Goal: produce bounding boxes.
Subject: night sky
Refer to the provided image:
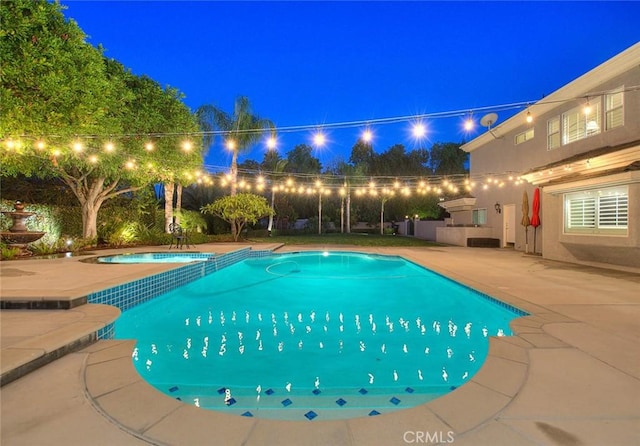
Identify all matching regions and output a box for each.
[60,1,640,171]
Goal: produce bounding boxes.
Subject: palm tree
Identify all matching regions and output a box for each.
[265,158,288,235]
[336,161,367,233]
[197,96,275,196]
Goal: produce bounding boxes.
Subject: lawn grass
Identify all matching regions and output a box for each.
[246,233,440,247]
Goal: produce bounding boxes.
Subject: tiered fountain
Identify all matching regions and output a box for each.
[1,201,45,255]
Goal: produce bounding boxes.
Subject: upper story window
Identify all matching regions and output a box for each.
[515,128,534,145]
[564,185,628,235]
[549,87,624,149]
[605,87,624,130]
[562,98,601,145]
[547,117,560,150]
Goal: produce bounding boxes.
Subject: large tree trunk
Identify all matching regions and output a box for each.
[81,200,100,239]
[69,176,107,241]
[58,173,139,242]
[164,182,175,232]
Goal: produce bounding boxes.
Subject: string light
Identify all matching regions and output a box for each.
[412,122,427,138]
[463,114,475,132]
[313,131,326,147]
[6,89,626,192]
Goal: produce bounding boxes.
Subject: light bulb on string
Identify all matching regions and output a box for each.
[463,114,475,132]
[72,141,83,153]
[181,140,192,152]
[266,136,277,150]
[145,142,154,151]
[361,128,373,143]
[412,122,427,139]
[313,131,326,147]
[104,141,115,152]
[35,140,46,150]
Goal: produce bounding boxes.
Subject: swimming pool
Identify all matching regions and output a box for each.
[97,252,215,264]
[115,251,525,421]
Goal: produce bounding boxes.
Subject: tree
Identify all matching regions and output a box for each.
[349,139,375,175]
[334,161,367,233]
[429,142,467,175]
[260,151,288,235]
[285,144,322,174]
[372,144,429,176]
[201,193,273,242]
[0,0,203,239]
[196,96,274,196]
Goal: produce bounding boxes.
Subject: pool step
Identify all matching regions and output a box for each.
[0,304,120,386]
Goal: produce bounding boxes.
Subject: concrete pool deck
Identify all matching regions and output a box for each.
[1,243,639,445]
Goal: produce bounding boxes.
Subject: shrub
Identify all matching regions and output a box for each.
[0,243,21,260]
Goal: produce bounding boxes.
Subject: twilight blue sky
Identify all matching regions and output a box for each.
[60,1,640,171]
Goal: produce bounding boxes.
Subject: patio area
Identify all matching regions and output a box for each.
[1,244,639,445]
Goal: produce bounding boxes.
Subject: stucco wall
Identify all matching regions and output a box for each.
[542,182,640,272]
[435,226,494,246]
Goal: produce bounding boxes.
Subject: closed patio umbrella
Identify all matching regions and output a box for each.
[521,190,530,253]
[531,188,541,254]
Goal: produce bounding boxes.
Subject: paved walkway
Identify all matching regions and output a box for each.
[1,243,639,445]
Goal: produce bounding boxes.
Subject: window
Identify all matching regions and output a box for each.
[515,128,534,145]
[547,117,560,150]
[605,88,624,130]
[472,208,487,225]
[564,185,628,235]
[562,98,601,145]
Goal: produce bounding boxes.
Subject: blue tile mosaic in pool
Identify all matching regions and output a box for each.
[89,248,274,338]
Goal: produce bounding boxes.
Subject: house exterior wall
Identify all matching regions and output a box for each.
[542,181,640,271]
[461,43,640,272]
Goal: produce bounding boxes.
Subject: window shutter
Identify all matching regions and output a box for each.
[568,197,596,228]
[598,195,628,228]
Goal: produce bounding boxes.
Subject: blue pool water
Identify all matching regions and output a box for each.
[97,252,215,264]
[115,251,525,420]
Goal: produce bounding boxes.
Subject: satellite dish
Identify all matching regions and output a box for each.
[480,113,498,128]
[480,113,501,139]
